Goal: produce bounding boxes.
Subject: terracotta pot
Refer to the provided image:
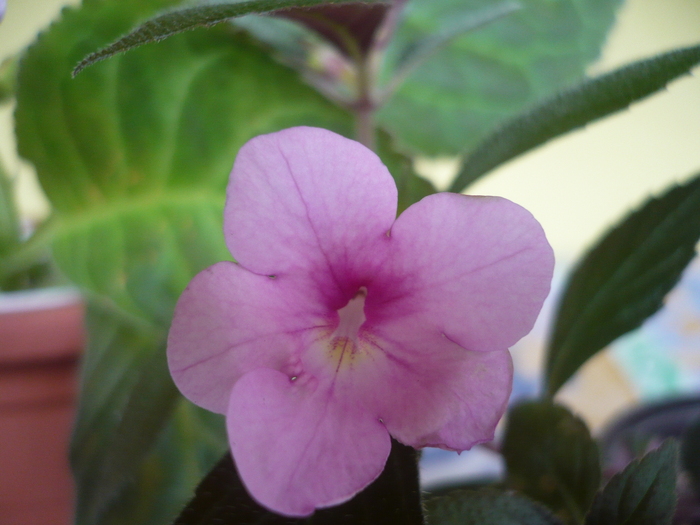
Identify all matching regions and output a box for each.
[0,287,84,525]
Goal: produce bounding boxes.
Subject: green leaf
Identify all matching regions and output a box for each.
[585,441,678,525]
[72,302,228,525]
[17,0,350,322]
[450,43,700,192]
[0,55,18,104]
[502,401,601,524]
[376,130,437,213]
[545,172,700,397]
[376,0,623,155]
[104,399,228,525]
[0,157,20,260]
[73,0,389,75]
[425,488,565,525]
[174,439,423,524]
[72,301,172,523]
[382,2,521,102]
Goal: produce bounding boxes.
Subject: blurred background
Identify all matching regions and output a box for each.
[1,0,700,487]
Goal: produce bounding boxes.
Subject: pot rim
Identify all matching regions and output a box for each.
[0,286,82,314]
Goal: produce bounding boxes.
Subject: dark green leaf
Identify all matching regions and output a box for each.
[681,414,700,493]
[585,441,678,525]
[502,401,600,524]
[450,43,700,192]
[174,439,423,525]
[545,172,700,396]
[376,0,623,155]
[425,488,565,525]
[376,130,436,213]
[73,0,389,75]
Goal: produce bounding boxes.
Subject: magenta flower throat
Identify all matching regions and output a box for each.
[167,127,554,517]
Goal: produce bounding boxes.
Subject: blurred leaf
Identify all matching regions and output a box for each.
[450,43,700,192]
[174,439,423,524]
[0,55,18,103]
[377,0,623,155]
[73,0,389,75]
[72,301,193,524]
[425,488,565,525]
[102,400,227,525]
[502,401,600,524]
[681,414,700,494]
[585,441,678,525]
[377,130,436,213]
[545,172,700,396]
[0,157,19,259]
[383,1,521,101]
[17,0,350,323]
[0,157,57,291]
[72,302,227,525]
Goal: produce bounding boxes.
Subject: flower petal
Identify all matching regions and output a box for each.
[227,368,391,517]
[167,262,329,413]
[331,326,512,450]
[400,350,513,450]
[224,127,397,307]
[369,192,554,353]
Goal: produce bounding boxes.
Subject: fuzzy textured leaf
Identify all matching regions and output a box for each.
[585,441,678,525]
[545,172,700,396]
[174,440,423,525]
[451,43,700,192]
[502,401,600,523]
[425,489,564,525]
[73,0,388,75]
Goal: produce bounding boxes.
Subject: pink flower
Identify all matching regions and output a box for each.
[167,127,554,516]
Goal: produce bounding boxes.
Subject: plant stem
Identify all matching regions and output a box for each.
[354,53,376,151]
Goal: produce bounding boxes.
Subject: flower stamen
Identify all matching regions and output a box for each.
[328,286,369,366]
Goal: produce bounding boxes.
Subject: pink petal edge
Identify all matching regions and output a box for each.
[369,192,554,353]
[227,368,392,517]
[167,261,328,413]
[224,127,397,308]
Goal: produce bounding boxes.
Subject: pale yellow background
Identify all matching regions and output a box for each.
[1,0,700,430]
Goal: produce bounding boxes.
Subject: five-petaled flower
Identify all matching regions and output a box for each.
[167,127,554,517]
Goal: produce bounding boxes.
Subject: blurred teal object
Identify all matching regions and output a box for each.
[612,258,700,399]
